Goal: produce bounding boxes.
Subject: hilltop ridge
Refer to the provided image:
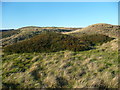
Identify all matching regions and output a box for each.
[64,23,119,38]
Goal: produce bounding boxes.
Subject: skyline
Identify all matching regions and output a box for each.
[2,2,118,29]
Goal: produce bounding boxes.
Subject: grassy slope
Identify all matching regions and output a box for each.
[2,39,118,88]
[3,32,91,53]
[1,27,79,47]
[4,32,114,53]
[64,23,119,38]
[2,24,119,88]
[2,30,20,39]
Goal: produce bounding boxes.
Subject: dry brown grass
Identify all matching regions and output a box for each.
[2,42,118,88]
[64,23,119,38]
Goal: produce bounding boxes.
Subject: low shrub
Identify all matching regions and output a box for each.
[79,34,114,46]
[4,32,91,53]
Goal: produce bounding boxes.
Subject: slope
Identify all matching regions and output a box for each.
[3,32,91,53]
[2,42,118,88]
[64,23,119,38]
[1,26,80,46]
[2,23,119,89]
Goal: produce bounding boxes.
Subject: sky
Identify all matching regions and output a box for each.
[1,0,120,2]
[2,2,118,29]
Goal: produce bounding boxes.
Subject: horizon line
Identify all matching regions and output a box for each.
[1,23,118,30]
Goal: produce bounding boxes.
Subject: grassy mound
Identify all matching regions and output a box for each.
[66,23,119,38]
[4,32,91,53]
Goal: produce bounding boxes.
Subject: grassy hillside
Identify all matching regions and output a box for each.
[3,32,114,53]
[1,30,43,46]
[3,32,91,53]
[2,42,118,88]
[18,26,81,31]
[2,30,20,39]
[1,26,80,46]
[2,23,119,89]
[64,23,119,38]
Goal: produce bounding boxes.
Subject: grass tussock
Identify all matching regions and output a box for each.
[2,47,118,88]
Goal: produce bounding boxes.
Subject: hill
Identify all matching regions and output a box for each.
[18,26,81,31]
[1,30,20,39]
[3,32,91,53]
[2,42,118,88]
[64,23,119,38]
[1,26,80,46]
[2,23,119,89]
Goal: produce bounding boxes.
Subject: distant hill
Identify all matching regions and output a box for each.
[0,29,15,32]
[0,29,17,39]
[18,26,81,31]
[1,26,81,46]
[1,30,20,38]
[64,23,119,38]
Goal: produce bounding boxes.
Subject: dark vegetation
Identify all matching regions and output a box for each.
[56,76,68,88]
[79,34,114,46]
[2,82,20,89]
[40,29,73,32]
[3,32,91,53]
[0,29,15,32]
[4,32,114,53]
